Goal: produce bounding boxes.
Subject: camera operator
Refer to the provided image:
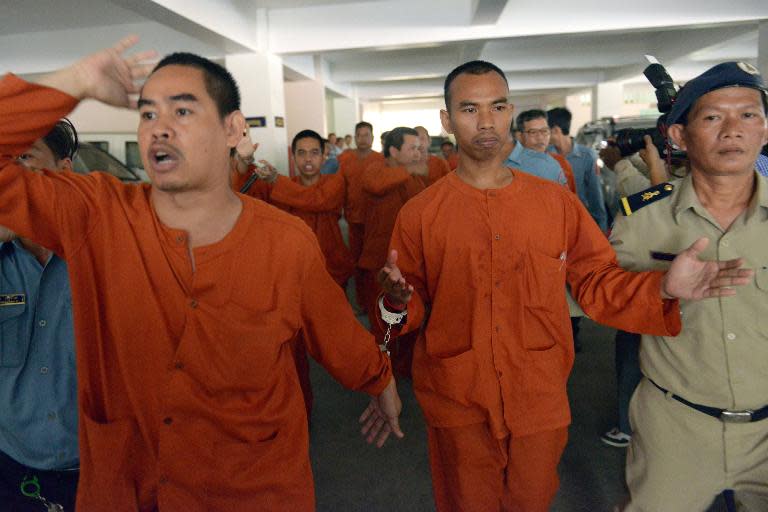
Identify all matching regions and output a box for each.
[610,61,768,511]
[600,135,670,199]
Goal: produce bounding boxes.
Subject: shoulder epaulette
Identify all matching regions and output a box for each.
[620,182,674,216]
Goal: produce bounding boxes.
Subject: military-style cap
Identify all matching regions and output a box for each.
[667,61,768,125]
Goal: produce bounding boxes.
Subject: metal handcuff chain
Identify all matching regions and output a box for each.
[378,296,407,356]
[20,474,64,511]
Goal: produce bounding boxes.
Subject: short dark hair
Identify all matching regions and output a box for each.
[43,118,79,161]
[440,140,454,148]
[292,129,325,154]
[151,53,241,118]
[444,60,508,111]
[383,127,418,158]
[355,122,373,134]
[516,109,547,132]
[546,107,572,135]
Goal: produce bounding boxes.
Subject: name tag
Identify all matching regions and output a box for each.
[0,294,25,306]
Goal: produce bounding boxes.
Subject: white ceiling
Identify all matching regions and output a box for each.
[1,0,766,103]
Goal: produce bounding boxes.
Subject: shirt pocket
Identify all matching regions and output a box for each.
[522,251,569,350]
[524,250,566,312]
[0,302,28,368]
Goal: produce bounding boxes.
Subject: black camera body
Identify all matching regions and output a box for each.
[613,63,683,158]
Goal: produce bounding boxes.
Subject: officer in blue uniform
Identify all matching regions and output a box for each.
[0,120,80,511]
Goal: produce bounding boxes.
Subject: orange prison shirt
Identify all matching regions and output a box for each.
[0,74,392,512]
[271,174,354,286]
[549,152,576,194]
[339,149,385,226]
[231,164,272,201]
[386,170,681,439]
[357,162,427,313]
[236,171,355,287]
[446,152,460,171]
[427,154,451,184]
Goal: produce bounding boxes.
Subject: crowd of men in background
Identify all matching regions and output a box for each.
[1,35,766,512]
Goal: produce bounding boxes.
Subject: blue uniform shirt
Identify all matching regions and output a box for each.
[551,140,608,232]
[0,240,78,470]
[504,141,567,185]
[321,156,339,175]
[757,154,768,177]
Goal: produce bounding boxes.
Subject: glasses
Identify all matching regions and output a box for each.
[523,128,551,137]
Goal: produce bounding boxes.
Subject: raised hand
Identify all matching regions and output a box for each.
[377,250,414,306]
[662,237,754,300]
[38,35,157,108]
[254,160,278,183]
[359,377,404,448]
[233,130,260,175]
[639,134,669,185]
[235,131,259,162]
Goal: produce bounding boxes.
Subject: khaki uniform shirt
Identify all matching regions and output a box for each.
[610,173,768,410]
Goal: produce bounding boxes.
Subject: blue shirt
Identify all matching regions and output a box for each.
[0,240,78,470]
[550,140,608,232]
[757,154,768,177]
[321,157,339,175]
[504,142,567,185]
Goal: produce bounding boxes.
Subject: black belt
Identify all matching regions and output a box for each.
[649,379,768,423]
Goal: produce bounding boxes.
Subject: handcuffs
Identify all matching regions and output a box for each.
[378,296,407,356]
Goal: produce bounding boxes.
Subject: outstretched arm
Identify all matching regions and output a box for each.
[297,235,404,447]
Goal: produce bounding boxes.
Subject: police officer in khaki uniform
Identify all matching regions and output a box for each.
[611,61,768,511]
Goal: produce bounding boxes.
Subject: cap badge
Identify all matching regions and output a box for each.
[737,62,760,75]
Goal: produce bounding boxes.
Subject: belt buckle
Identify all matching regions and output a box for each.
[720,410,754,423]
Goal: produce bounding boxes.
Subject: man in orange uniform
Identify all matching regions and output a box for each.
[234,130,354,288]
[0,38,403,511]
[339,121,385,311]
[415,126,451,183]
[440,140,460,170]
[358,127,426,326]
[235,129,355,421]
[375,60,753,512]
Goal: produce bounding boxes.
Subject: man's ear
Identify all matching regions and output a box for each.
[58,157,73,171]
[226,111,247,149]
[761,118,768,147]
[667,124,687,152]
[440,109,454,135]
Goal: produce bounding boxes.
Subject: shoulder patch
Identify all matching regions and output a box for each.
[620,182,674,216]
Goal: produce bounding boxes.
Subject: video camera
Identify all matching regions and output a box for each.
[612,59,683,159]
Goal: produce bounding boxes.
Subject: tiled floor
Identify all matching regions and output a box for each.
[308,316,730,511]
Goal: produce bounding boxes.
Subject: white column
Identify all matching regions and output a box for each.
[565,89,593,136]
[226,52,289,173]
[591,81,624,120]
[284,79,327,144]
[330,97,360,141]
[758,21,768,78]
